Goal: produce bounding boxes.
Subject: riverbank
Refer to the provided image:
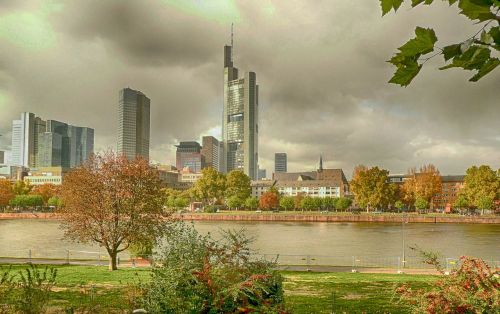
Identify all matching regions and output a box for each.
[1,212,499,224]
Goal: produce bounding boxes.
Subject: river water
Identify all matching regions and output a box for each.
[0,219,498,263]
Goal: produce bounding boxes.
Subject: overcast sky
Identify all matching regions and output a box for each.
[0,0,499,177]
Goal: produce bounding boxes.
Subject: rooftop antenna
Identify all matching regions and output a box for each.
[231,23,234,62]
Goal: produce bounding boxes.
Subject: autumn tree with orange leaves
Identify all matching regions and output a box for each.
[30,183,60,205]
[403,164,442,209]
[259,187,279,210]
[0,179,14,209]
[59,153,169,270]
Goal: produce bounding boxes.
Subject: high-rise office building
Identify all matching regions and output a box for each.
[118,88,150,160]
[0,151,4,165]
[257,168,267,180]
[176,141,204,172]
[274,153,287,173]
[201,136,223,172]
[222,42,259,179]
[11,112,93,169]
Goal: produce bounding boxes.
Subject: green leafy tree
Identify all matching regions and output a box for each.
[350,165,394,211]
[461,165,499,209]
[226,195,244,210]
[453,194,469,212]
[174,197,189,209]
[47,196,63,208]
[193,168,226,205]
[322,197,337,210]
[12,180,32,195]
[414,196,429,211]
[225,170,251,201]
[335,197,353,211]
[477,195,494,214]
[381,0,500,86]
[244,197,259,210]
[395,200,405,211]
[9,195,43,208]
[300,197,316,211]
[279,196,295,211]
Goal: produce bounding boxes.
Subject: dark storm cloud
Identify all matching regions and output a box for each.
[0,0,498,173]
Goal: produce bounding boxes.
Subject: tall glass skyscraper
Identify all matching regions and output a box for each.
[118,88,150,160]
[222,44,259,179]
[11,112,94,168]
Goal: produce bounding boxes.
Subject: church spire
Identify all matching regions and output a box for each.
[319,154,323,171]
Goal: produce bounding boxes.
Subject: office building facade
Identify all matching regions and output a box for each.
[176,141,204,173]
[274,153,287,173]
[222,44,259,179]
[201,136,223,172]
[11,112,94,169]
[118,88,150,160]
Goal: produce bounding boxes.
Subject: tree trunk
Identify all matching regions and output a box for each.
[108,250,118,271]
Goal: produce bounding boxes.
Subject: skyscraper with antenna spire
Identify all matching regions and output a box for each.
[222,26,259,179]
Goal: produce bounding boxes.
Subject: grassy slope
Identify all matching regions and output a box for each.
[0,265,437,313]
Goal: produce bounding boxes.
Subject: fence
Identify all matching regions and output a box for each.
[0,250,498,273]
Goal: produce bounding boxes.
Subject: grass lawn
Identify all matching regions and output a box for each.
[0,265,438,313]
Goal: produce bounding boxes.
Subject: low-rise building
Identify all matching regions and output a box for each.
[432,175,465,212]
[24,167,66,185]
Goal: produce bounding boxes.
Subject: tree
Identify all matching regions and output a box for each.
[322,197,337,210]
[47,196,63,208]
[12,180,32,195]
[300,197,316,211]
[414,196,429,211]
[174,197,189,209]
[226,195,244,210]
[259,189,279,211]
[279,196,295,211]
[9,195,43,208]
[335,197,352,211]
[453,194,469,212]
[403,164,442,209]
[30,183,59,205]
[381,0,500,86]
[244,197,259,210]
[59,153,169,270]
[461,165,499,210]
[350,165,394,211]
[294,193,305,209]
[395,200,405,212]
[225,170,251,200]
[477,195,494,214]
[192,168,226,205]
[0,179,14,208]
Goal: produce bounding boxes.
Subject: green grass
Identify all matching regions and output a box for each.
[0,265,438,313]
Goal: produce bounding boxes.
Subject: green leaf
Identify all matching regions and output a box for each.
[398,27,437,56]
[458,0,496,22]
[469,58,500,81]
[380,0,404,15]
[440,46,491,70]
[442,44,461,61]
[389,60,422,86]
[489,26,500,45]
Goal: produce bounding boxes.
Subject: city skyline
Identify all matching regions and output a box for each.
[0,1,499,177]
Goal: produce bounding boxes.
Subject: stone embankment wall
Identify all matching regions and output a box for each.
[1,212,499,224]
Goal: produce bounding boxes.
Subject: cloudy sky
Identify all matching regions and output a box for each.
[0,0,499,177]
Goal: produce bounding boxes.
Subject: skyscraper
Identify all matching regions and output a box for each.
[118,88,150,160]
[201,136,223,172]
[175,141,204,172]
[222,42,259,179]
[274,153,287,173]
[11,112,94,169]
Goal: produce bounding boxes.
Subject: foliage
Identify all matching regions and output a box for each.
[453,194,469,211]
[0,179,14,208]
[9,195,44,208]
[280,196,295,211]
[381,0,500,86]
[414,196,429,210]
[300,196,317,211]
[244,197,259,210]
[129,240,154,259]
[294,193,305,209]
[47,196,63,208]
[30,183,59,205]
[394,200,405,211]
[335,197,352,211]
[138,223,287,313]
[403,164,442,208]
[192,168,226,205]
[0,265,57,314]
[350,165,396,211]
[226,195,245,209]
[461,165,500,209]
[259,188,280,210]
[12,180,32,195]
[322,197,336,210]
[225,170,251,200]
[59,153,169,270]
[396,253,500,313]
[477,195,494,210]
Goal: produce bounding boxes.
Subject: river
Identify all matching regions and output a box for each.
[0,219,498,264]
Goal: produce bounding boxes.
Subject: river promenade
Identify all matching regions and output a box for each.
[1,212,499,224]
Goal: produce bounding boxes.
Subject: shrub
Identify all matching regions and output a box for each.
[279,196,295,211]
[244,197,259,210]
[335,197,352,211]
[138,223,287,313]
[414,197,428,211]
[9,195,44,208]
[396,252,500,313]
